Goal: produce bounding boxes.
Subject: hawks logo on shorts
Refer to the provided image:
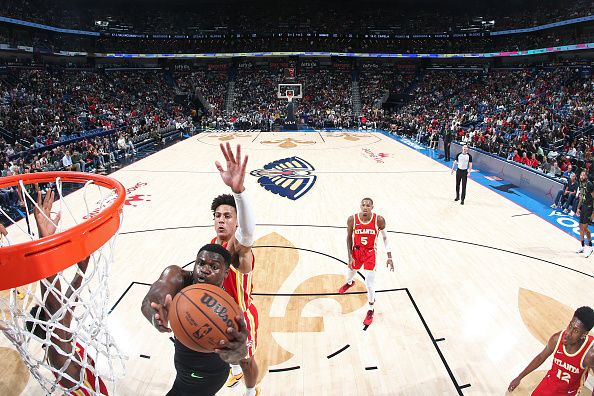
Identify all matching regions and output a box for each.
[250,156,316,200]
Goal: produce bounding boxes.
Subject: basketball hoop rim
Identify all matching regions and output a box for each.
[0,172,126,290]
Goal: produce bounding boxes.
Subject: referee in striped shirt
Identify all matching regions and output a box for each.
[451,144,473,205]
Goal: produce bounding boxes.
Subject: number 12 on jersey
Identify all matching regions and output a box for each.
[556,369,570,383]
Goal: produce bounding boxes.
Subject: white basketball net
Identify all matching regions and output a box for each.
[0,176,126,395]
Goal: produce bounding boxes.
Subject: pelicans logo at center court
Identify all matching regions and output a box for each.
[250,156,317,200]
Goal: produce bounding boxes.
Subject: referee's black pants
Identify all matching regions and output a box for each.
[456,169,468,202]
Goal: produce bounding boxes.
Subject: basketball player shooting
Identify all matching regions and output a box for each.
[338,197,394,326]
[211,142,260,396]
[1,189,106,395]
[141,244,249,396]
[508,306,594,395]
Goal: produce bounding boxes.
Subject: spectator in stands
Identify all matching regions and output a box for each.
[428,130,439,150]
[548,161,561,177]
[562,164,574,179]
[508,149,519,162]
[529,153,539,169]
[62,150,80,172]
[551,172,579,215]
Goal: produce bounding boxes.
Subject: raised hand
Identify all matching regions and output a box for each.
[214,314,248,364]
[150,294,172,333]
[34,189,61,238]
[215,143,248,194]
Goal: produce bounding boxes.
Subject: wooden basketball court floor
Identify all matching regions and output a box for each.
[2,130,594,395]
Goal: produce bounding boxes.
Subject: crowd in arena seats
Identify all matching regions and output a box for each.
[175,70,228,117]
[0,67,182,147]
[359,69,415,122]
[1,61,593,216]
[0,66,190,210]
[296,68,353,128]
[386,67,594,179]
[231,66,285,129]
[230,66,355,129]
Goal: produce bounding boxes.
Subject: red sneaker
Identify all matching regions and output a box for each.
[338,281,355,294]
[363,310,374,326]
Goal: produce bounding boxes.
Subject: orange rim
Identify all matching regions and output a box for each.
[0,172,125,290]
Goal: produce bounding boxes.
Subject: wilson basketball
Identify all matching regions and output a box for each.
[169,284,242,353]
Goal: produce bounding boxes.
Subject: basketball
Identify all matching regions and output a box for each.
[169,284,242,353]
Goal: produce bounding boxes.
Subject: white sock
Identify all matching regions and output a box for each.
[231,364,242,376]
[365,270,376,304]
[346,269,356,284]
[245,388,256,396]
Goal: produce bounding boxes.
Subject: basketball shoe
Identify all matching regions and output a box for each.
[576,245,585,253]
[226,370,243,388]
[338,281,355,294]
[363,310,374,326]
[586,246,593,258]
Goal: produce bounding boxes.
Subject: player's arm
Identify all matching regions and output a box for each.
[231,184,255,273]
[141,266,190,333]
[577,193,583,215]
[0,223,6,237]
[33,189,68,315]
[215,142,255,273]
[581,344,594,396]
[451,156,458,174]
[468,154,473,172]
[30,188,90,384]
[378,216,394,271]
[507,332,560,392]
[346,215,354,268]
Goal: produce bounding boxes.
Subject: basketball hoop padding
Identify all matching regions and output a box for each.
[0,172,125,290]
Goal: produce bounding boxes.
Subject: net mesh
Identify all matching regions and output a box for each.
[0,175,126,395]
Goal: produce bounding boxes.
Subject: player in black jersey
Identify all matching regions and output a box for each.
[575,171,594,258]
[141,244,249,396]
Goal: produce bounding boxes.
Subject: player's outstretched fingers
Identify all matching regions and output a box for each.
[150,294,172,332]
[219,143,230,162]
[225,142,235,164]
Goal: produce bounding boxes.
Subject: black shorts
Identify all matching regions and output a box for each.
[167,340,229,396]
[166,363,228,396]
[580,205,593,225]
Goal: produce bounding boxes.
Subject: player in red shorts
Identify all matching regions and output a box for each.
[508,306,594,395]
[338,197,394,326]
[211,143,260,396]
